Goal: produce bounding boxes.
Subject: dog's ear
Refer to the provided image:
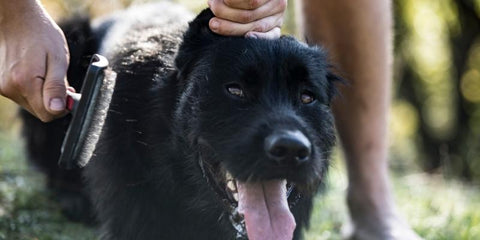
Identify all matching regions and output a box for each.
[304,45,345,103]
[175,8,222,78]
[325,69,345,103]
[183,8,217,44]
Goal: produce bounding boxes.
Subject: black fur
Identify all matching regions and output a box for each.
[21,6,339,240]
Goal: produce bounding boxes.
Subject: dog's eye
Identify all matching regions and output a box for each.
[300,91,315,104]
[226,84,245,98]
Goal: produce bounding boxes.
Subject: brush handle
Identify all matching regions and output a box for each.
[66,91,81,112]
[59,54,110,170]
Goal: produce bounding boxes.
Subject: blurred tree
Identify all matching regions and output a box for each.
[394,0,480,182]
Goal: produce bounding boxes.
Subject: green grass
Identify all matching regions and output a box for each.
[0,102,479,239]
[304,164,480,240]
[0,126,96,240]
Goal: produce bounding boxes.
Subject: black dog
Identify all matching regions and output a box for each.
[21,3,339,240]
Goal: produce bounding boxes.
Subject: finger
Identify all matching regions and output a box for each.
[43,50,69,115]
[15,73,56,122]
[29,76,57,122]
[245,27,281,39]
[209,0,286,24]
[210,13,283,36]
[223,0,269,10]
[32,77,68,122]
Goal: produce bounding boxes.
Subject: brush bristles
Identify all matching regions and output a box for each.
[77,68,117,167]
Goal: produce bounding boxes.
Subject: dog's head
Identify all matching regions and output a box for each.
[173,9,340,239]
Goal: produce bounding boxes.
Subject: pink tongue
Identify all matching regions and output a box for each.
[237,180,296,240]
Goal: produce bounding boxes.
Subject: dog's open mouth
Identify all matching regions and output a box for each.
[198,155,302,240]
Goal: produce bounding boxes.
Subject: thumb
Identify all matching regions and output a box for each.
[43,53,69,114]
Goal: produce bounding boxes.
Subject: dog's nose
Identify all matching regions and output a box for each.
[265,130,312,165]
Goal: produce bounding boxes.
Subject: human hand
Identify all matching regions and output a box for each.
[208,0,287,39]
[0,0,70,122]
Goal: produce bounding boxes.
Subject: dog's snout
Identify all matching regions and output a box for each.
[265,130,312,165]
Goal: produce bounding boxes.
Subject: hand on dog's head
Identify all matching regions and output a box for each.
[177,8,341,96]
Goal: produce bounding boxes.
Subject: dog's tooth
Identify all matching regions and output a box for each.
[225,171,233,181]
[227,180,236,192]
[233,192,239,202]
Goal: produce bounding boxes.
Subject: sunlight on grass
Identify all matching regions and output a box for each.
[302,160,480,240]
[397,174,480,239]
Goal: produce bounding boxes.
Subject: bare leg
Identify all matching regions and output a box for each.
[301,1,420,239]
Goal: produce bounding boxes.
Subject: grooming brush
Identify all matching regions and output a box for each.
[59,54,116,169]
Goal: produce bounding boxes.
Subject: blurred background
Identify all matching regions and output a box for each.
[0,0,479,239]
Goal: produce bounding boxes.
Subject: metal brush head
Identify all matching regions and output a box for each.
[59,54,116,169]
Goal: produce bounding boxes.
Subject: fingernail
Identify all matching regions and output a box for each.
[210,19,219,31]
[49,98,65,111]
[246,33,258,39]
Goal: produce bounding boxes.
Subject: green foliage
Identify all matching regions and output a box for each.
[393,0,480,182]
